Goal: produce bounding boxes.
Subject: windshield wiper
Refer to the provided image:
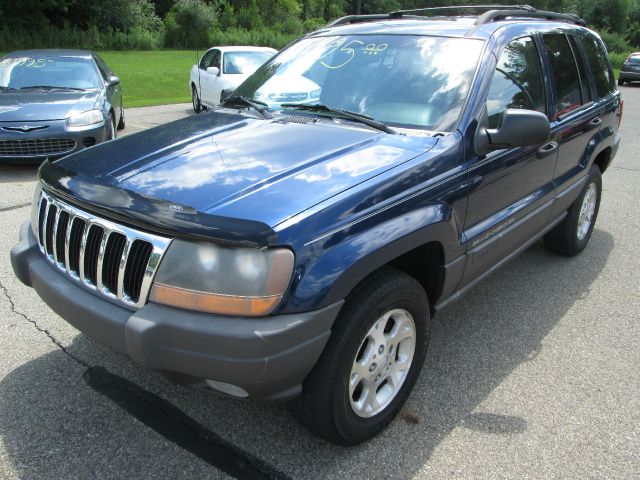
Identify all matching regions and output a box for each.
[280,103,395,134]
[20,85,87,92]
[220,96,272,119]
[0,86,18,92]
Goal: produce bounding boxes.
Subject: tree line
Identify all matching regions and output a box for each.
[1,0,639,59]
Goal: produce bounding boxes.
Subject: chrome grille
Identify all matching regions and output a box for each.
[0,138,76,157]
[34,190,171,309]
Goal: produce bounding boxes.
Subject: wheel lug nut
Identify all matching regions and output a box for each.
[378,345,384,354]
[369,363,376,372]
[375,374,381,382]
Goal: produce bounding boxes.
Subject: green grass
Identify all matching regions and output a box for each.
[100,50,200,108]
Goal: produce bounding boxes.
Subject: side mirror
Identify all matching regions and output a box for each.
[475,108,550,155]
[107,75,120,86]
[206,66,220,76]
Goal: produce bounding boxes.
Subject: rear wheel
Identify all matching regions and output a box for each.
[290,267,430,446]
[192,85,202,113]
[544,165,602,256]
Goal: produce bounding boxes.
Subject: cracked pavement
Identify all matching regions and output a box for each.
[0,92,639,479]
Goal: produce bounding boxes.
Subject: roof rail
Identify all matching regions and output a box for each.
[327,5,585,28]
[475,8,586,26]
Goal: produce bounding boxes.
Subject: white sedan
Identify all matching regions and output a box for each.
[189,46,276,112]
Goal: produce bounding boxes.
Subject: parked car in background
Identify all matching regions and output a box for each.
[618,52,640,85]
[0,49,124,164]
[190,46,276,112]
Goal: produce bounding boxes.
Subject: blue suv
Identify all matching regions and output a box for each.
[11,6,622,445]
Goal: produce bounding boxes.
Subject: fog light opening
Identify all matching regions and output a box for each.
[205,379,249,398]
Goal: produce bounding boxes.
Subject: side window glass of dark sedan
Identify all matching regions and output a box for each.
[543,34,586,118]
[486,36,546,128]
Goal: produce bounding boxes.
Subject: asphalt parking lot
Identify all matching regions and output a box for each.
[0,92,638,479]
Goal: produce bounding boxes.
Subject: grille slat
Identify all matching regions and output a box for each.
[44,204,57,256]
[33,191,170,309]
[84,225,104,285]
[54,211,70,265]
[0,138,76,157]
[103,233,127,294]
[68,217,85,275]
[124,240,154,303]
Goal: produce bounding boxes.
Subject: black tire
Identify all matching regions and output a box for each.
[290,267,430,446]
[117,106,125,130]
[192,85,202,113]
[106,115,116,140]
[544,165,602,256]
[618,78,625,86]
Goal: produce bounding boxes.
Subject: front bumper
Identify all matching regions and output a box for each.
[11,222,342,401]
[0,119,109,163]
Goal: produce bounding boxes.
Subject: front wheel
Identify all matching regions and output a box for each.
[290,267,430,445]
[544,165,602,256]
[618,78,625,86]
[192,85,202,113]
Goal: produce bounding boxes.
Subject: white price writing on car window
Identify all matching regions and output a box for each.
[319,39,365,69]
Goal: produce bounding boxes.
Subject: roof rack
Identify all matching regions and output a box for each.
[328,5,585,28]
[475,8,586,26]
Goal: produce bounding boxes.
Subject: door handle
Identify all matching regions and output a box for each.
[587,117,602,130]
[537,141,558,159]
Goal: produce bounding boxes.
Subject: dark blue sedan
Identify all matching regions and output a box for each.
[0,49,124,163]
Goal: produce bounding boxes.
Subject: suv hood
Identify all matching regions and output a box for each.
[0,90,100,122]
[40,111,437,244]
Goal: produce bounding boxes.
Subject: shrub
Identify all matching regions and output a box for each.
[164,0,218,49]
[600,30,631,53]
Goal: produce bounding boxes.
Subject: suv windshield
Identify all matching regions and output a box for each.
[626,55,640,65]
[0,56,101,90]
[234,35,484,132]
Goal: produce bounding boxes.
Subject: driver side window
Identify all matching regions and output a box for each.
[487,37,546,128]
[199,50,215,70]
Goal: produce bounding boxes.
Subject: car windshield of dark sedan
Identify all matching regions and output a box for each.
[0,56,102,90]
[234,35,484,132]
[627,55,640,65]
[223,51,273,75]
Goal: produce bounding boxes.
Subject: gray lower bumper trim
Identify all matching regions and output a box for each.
[11,222,343,401]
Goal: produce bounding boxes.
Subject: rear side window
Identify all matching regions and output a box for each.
[486,37,546,128]
[543,34,585,118]
[568,36,592,103]
[581,34,615,98]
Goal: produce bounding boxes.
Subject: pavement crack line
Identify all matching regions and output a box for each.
[0,279,291,480]
[0,279,90,368]
[0,202,32,213]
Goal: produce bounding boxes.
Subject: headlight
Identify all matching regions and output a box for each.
[67,109,104,127]
[150,239,295,316]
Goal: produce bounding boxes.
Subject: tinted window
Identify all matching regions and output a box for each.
[627,55,640,65]
[581,34,615,98]
[235,35,484,131]
[486,37,546,128]
[0,56,102,89]
[543,34,584,118]
[199,50,214,70]
[212,50,221,70]
[568,35,592,103]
